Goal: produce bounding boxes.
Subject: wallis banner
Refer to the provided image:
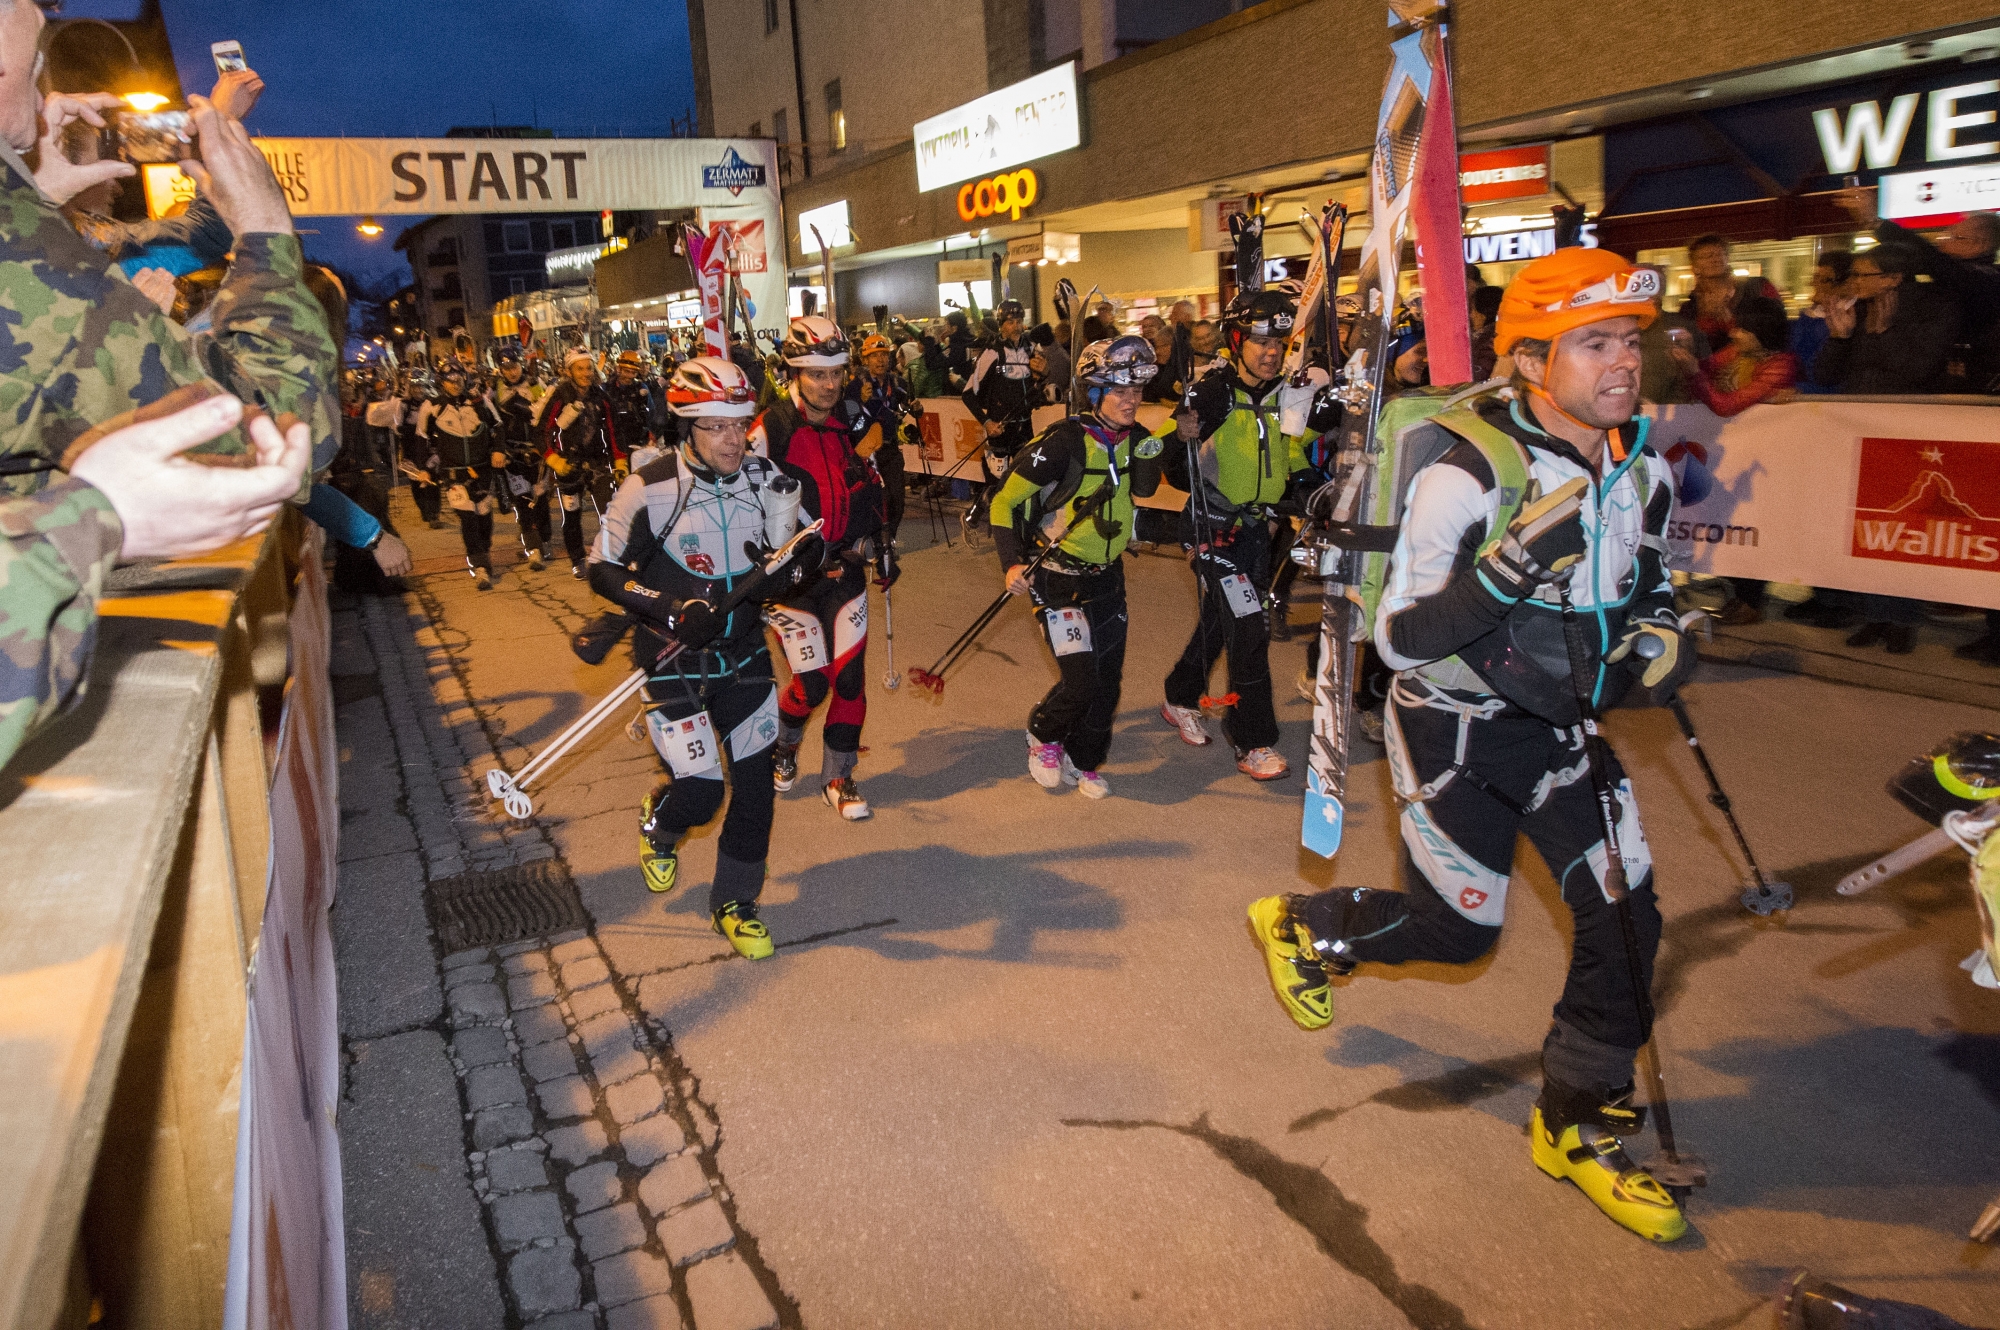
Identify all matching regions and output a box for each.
[1648,399,2000,610]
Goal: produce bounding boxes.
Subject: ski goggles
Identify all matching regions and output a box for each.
[1554,267,1661,312]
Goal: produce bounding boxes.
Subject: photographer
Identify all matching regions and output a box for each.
[0,4,334,769]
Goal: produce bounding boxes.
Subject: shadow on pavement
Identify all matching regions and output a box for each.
[1683,1026,2000,1237]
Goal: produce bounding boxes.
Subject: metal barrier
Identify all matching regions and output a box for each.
[0,510,328,1330]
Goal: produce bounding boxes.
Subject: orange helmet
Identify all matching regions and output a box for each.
[1494,248,1660,356]
[858,333,893,359]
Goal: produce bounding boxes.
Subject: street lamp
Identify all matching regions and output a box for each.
[357,217,384,238]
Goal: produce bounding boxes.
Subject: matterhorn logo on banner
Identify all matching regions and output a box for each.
[702,147,766,197]
[1851,435,2000,568]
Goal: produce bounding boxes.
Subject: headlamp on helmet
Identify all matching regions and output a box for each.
[666,356,758,418]
[781,314,849,369]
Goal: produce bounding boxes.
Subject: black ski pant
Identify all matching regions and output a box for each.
[508,466,552,552]
[1027,561,1127,774]
[876,437,906,542]
[557,464,616,565]
[445,466,498,571]
[638,650,779,913]
[410,469,442,523]
[1296,691,1662,1096]
[1164,518,1278,751]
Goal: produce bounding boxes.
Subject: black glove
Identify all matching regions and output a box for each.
[1477,477,1588,602]
[876,543,901,589]
[667,599,722,650]
[1607,617,1697,704]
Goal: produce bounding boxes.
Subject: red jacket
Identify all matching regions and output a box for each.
[753,393,880,546]
[1691,346,1797,417]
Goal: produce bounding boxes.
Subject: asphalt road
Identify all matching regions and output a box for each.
[360,492,2000,1330]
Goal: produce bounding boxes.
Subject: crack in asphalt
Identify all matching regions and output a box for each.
[1063,1113,1473,1330]
[636,917,904,978]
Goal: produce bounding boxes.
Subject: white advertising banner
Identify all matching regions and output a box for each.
[250,136,781,217]
[912,63,1080,192]
[1649,398,2000,609]
[224,535,345,1330]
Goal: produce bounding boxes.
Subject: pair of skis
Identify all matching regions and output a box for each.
[1300,1,1466,858]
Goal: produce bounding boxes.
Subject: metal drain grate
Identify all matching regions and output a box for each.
[425,859,589,953]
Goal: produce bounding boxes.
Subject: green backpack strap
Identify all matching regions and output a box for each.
[1430,405,1532,547]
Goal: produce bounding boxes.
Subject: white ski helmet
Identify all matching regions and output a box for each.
[666,356,758,418]
[780,314,849,369]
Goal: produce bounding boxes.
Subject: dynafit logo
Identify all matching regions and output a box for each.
[1852,436,2000,568]
[703,147,767,196]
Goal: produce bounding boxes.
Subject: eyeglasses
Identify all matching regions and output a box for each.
[693,418,750,436]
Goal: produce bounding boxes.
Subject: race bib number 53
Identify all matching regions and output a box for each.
[647,709,722,778]
[766,608,827,673]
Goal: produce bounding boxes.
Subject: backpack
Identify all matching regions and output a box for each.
[1351,381,1647,632]
[1006,420,1121,550]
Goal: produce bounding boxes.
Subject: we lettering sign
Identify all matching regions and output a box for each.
[246,136,782,217]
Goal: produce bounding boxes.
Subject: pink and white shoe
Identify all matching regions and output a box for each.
[1161,702,1211,746]
[1028,737,1065,790]
[1058,751,1111,799]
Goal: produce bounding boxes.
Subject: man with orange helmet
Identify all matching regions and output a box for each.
[1246,248,1698,1244]
[587,355,812,961]
[845,331,916,544]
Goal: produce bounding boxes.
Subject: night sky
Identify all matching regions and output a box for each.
[59,1,698,286]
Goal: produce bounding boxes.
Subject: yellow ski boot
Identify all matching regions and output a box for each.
[638,792,679,894]
[712,901,775,960]
[1531,1084,1687,1242]
[1246,895,1332,1030]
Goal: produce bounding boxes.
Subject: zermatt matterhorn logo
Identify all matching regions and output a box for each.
[1852,435,2000,568]
[702,146,766,197]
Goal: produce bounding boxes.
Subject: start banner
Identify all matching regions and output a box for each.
[1649,397,2000,610]
[249,136,781,218]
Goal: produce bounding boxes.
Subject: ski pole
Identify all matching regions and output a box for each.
[486,521,823,819]
[908,489,1110,695]
[1554,582,1707,1194]
[1661,695,1794,916]
[880,553,900,691]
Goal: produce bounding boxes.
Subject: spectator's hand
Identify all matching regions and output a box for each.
[178,94,293,236]
[370,531,412,577]
[1834,185,1877,230]
[1667,345,1700,377]
[210,68,265,121]
[129,266,177,315]
[33,92,134,206]
[70,392,309,561]
[1826,296,1858,339]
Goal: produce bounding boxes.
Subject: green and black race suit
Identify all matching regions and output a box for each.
[988,414,1160,570]
[1158,365,1320,515]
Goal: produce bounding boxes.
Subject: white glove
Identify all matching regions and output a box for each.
[1277,366,1330,437]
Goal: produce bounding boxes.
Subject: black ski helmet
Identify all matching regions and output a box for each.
[1889,731,2000,825]
[1228,289,1296,349]
[997,299,1025,324]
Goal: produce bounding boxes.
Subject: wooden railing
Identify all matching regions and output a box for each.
[0,512,308,1330]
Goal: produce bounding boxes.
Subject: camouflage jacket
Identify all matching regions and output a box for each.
[0,157,338,770]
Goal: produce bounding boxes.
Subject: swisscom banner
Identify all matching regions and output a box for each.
[1649,398,2000,610]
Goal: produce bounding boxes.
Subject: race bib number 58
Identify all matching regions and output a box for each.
[1046,606,1092,657]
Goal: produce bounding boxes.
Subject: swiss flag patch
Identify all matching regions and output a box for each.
[1460,888,1488,911]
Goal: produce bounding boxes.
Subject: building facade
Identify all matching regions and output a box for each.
[687,0,2000,327]
[397,211,608,347]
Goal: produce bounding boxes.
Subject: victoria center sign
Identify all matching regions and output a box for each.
[913,63,1080,193]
